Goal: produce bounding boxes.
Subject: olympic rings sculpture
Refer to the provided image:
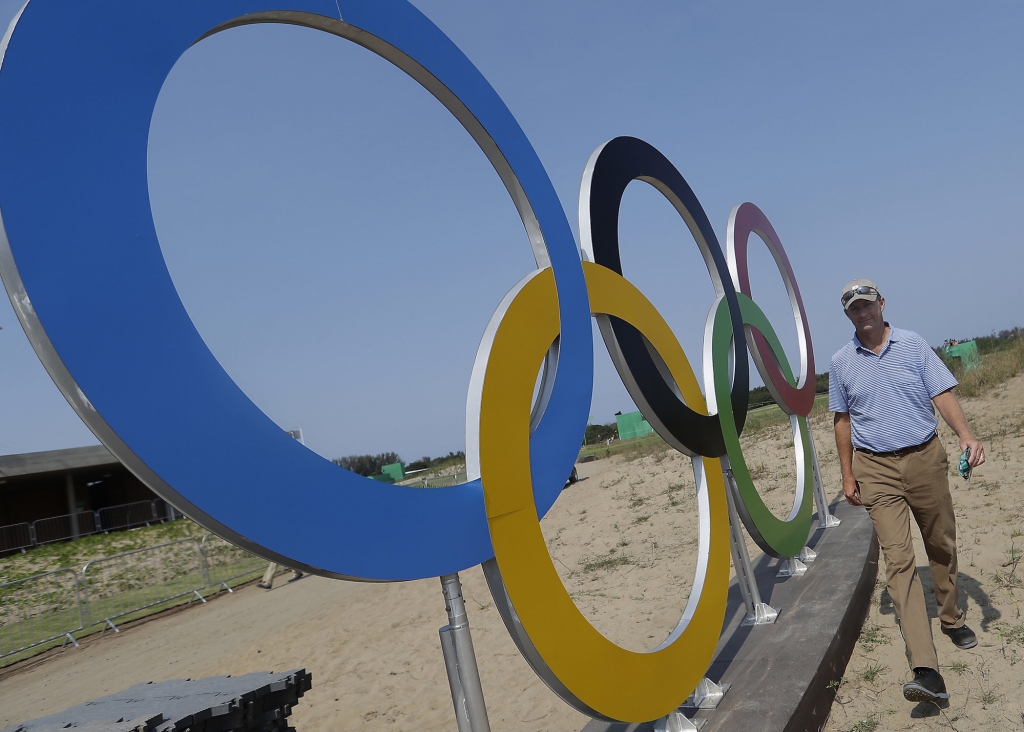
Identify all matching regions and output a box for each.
[0,0,817,723]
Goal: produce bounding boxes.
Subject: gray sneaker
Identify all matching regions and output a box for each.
[903,668,948,703]
[941,624,978,649]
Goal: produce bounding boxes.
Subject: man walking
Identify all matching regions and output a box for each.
[829,279,985,704]
[257,563,303,589]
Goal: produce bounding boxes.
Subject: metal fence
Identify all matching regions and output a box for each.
[1,535,273,659]
[0,499,184,554]
[97,500,159,532]
[0,522,32,553]
[200,534,267,592]
[0,569,83,659]
[82,538,208,631]
[33,510,100,545]
[409,471,469,488]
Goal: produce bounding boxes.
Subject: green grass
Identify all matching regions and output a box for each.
[0,519,207,585]
[1,521,268,668]
[740,393,831,435]
[0,564,263,669]
[576,393,832,465]
[578,433,671,462]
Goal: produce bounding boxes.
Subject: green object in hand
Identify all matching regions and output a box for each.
[958,448,972,479]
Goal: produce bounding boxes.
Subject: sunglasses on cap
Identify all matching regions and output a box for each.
[841,285,879,307]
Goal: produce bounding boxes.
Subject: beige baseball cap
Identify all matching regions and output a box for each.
[840,279,880,310]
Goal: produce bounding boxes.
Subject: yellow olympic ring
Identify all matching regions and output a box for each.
[479,263,730,722]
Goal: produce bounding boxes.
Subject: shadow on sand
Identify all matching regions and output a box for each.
[878,568,1000,630]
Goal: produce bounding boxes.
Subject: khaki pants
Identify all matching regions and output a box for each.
[854,436,965,671]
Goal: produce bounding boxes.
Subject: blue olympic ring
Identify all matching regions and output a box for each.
[0,0,593,581]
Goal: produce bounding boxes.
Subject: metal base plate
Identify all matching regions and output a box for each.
[817,513,842,530]
[681,680,732,710]
[741,603,780,626]
[654,711,707,731]
[777,557,808,577]
[797,546,817,563]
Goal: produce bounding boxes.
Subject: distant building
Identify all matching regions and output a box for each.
[0,445,164,528]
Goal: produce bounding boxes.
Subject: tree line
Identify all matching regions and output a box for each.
[331,450,466,477]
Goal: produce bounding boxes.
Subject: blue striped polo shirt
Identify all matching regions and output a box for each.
[829,325,958,452]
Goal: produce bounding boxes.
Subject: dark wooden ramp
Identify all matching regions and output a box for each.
[2,668,312,732]
[583,500,878,732]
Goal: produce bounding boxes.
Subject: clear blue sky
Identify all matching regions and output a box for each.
[1,1,1021,462]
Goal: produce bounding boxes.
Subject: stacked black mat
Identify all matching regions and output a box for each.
[2,669,312,732]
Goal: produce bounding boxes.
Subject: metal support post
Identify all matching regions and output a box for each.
[439,573,491,732]
[723,469,778,625]
[61,632,80,649]
[654,711,705,731]
[65,475,79,539]
[807,423,840,530]
[439,627,471,732]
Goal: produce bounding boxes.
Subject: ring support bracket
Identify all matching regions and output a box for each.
[681,678,731,710]
[777,557,808,577]
[797,545,817,563]
[655,711,707,732]
[818,513,842,530]
[741,602,779,626]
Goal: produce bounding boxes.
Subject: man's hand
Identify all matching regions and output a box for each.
[960,436,985,468]
[843,475,862,506]
[933,389,986,468]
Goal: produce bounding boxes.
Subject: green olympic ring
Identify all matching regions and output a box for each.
[709,293,814,558]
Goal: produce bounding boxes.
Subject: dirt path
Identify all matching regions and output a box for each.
[2,375,1022,732]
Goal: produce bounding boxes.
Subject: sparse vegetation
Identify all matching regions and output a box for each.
[850,716,879,732]
[861,662,886,683]
[749,461,770,479]
[579,553,634,573]
[996,623,1024,646]
[858,624,890,652]
[993,570,1024,591]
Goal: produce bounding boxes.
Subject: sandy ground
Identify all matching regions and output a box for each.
[1,375,1022,732]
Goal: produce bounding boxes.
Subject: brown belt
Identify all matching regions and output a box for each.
[855,433,936,459]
